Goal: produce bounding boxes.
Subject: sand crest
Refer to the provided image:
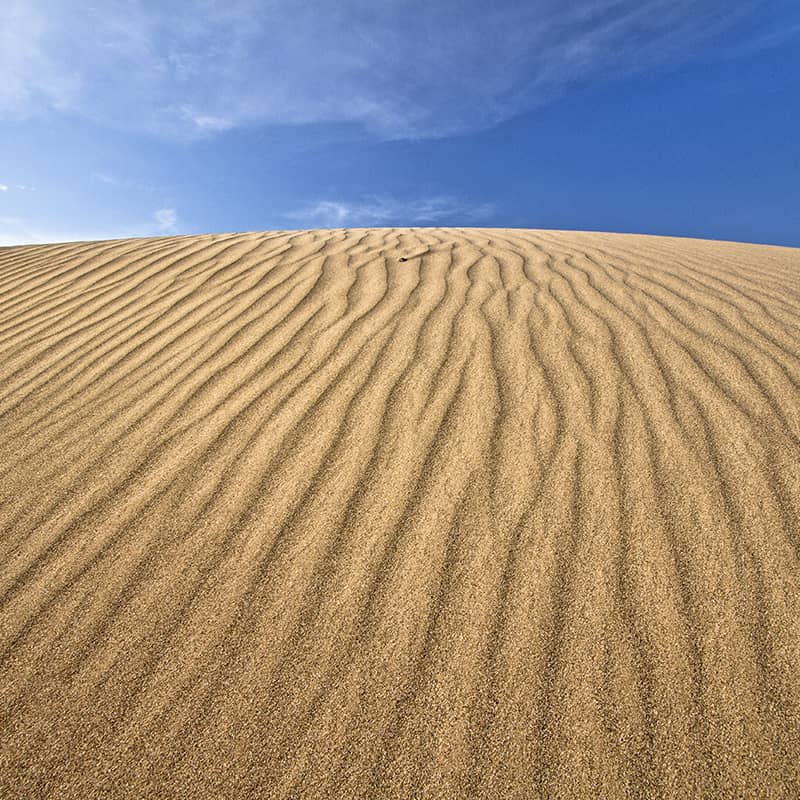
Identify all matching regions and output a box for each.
[0,228,799,798]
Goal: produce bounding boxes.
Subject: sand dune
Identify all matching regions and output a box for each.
[0,228,799,798]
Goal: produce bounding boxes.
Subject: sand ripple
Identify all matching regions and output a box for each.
[0,228,799,798]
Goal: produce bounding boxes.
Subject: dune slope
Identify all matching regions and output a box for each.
[0,228,799,798]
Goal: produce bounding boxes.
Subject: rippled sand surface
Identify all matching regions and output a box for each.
[1,228,799,798]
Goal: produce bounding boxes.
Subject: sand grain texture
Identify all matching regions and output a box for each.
[0,228,799,798]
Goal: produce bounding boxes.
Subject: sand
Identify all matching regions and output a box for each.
[0,227,798,798]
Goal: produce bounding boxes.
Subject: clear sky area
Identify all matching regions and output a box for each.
[1,1,798,246]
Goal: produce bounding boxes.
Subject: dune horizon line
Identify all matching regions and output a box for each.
[2,225,798,252]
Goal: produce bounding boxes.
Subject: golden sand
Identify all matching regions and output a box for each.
[0,228,798,798]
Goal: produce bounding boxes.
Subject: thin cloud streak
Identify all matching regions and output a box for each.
[154,208,178,232]
[1,1,797,140]
[0,207,182,247]
[287,196,495,227]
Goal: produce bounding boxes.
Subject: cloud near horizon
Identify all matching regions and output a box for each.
[2,1,797,140]
[154,208,178,233]
[287,197,495,228]
[0,207,181,247]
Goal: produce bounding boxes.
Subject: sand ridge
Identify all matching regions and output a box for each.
[0,228,799,798]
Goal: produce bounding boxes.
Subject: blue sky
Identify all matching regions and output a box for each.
[1,0,798,246]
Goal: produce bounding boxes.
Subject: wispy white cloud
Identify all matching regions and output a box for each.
[0,216,119,247]
[92,172,117,185]
[180,106,234,132]
[154,208,178,232]
[287,196,495,227]
[0,184,7,192]
[92,171,157,193]
[0,2,79,117]
[0,207,182,247]
[0,1,796,139]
